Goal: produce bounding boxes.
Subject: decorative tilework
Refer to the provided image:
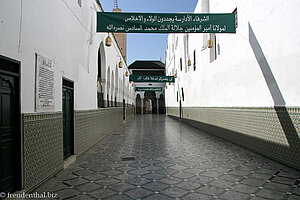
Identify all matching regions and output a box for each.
[23,112,63,190]
[36,115,300,199]
[75,108,124,156]
[167,107,300,170]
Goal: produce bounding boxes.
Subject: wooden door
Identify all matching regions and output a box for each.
[0,56,20,193]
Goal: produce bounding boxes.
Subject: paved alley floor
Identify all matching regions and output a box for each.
[36,115,300,200]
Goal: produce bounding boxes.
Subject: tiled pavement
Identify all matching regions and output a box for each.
[36,115,300,200]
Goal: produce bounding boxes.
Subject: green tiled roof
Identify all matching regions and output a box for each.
[128,60,165,69]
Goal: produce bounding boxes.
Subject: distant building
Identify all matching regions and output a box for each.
[0,0,134,193]
[165,0,300,170]
[112,5,127,63]
[129,61,166,114]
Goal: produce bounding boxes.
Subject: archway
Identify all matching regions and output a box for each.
[159,94,166,114]
[115,65,119,106]
[106,66,110,107]
[122,74,126,120]
[111,70,114,107]
[119,77,122,106]
[97,42,106,107]
[144,91,157,114]
[136,94,141,114]
[146,99,153,114]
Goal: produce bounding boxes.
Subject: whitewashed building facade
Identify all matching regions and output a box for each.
[165,0,300,170]
[0,0,134,192]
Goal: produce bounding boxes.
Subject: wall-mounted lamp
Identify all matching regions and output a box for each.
[105,34,112,47]
[174,73,177,78]
[208,34,213,48]
[118,61,123,68]
[188,58,191,66]
[126,71,129,77]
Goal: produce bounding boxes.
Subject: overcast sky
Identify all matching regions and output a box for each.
[99,0,198,65]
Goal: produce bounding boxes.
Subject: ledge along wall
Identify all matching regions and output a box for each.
[75,108,124,157]
[167,107,300,171]
[22,107,133,191]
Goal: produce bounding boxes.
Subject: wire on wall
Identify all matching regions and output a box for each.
[61,0,91,34]
[18,0,24,53]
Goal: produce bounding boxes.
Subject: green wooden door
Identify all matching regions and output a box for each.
[0,73,18,193]
[62,85,74,160]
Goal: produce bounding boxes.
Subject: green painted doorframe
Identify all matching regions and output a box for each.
[62,79,74,160]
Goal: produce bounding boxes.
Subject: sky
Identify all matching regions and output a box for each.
[99,0,198,65]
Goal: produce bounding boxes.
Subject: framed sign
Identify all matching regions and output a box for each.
[130,75,175,82]
[97,12,236,33]
[135,87,163,92]
[35,54,55,111]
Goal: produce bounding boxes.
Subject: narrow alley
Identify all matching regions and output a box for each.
[1,0,300,199]
[36,115,300,200]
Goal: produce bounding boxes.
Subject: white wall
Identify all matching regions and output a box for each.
[165,0,300,108]
[0,0,135,113]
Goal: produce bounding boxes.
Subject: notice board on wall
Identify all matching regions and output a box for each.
[35,53,55,111]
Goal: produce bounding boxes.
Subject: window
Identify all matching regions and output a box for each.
[180,58,182,71]
[233,8,238,28]
[193,50,196,71]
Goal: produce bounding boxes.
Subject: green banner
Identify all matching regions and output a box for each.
[97,12,236,33]
[130,75,175,82]
[135,87,162,92]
